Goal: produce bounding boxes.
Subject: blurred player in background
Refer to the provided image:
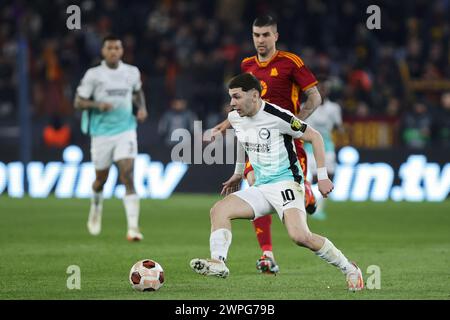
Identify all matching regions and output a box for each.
[210,15,322,273]
[74,35,148,241]
[191,73,363,292]
[304,80,344,219]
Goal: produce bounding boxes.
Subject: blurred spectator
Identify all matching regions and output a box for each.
[0,0,449,148]
[158,97,198,146]
[205,102,232,132]
[354,102,370,119]
[385,97,402,119]
[401,101,433,149]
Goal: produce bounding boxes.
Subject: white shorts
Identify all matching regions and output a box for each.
[307,151,336,177]
[91,130,138,170]
[233,180,306,221]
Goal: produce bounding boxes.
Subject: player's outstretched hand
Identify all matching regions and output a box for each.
[98,102,113,112]
[221,174,243,196]
[136,108,148,123]
[203,126,222,143]
[318,179,334,198]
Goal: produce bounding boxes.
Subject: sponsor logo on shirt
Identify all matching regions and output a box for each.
[105,89,129,97]
[244,142,271,153]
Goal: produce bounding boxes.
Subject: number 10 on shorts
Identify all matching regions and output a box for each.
[281,189,295,202]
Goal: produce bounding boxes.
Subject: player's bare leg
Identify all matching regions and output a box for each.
[190,195,254,278]
[87,168,109,235]
[117,158,142,241]
[283,208,364,291]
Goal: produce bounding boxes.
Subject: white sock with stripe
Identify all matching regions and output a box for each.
[315,238,356,274]
[210,228,232,262]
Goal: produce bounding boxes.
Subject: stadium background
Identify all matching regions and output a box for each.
[0,0,449,300]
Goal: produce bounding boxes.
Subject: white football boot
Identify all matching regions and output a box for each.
[346,262,364,291]
[127,228,144,241]
[190,258,229,278]
[87,204,102,236]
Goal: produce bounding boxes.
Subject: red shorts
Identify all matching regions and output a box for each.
[244,139,308,178]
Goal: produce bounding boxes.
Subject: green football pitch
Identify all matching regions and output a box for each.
[0,195,449,300]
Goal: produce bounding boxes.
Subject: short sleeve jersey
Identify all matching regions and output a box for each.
[241,51,317,115]
[228,101,308,186]
[76,60,142,136]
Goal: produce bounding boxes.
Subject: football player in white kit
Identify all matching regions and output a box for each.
[190,73,363,291]
[74,35,148,241]
[304,80,344,218]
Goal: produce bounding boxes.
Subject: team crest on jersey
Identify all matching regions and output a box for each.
[270,68,278,77]
[290,117,307,132]
[258,128,270,140]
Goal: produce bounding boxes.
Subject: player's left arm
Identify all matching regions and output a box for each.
[297,86,322,121]
[133,88,148,123]
[132,67,147,123]
[279,114,333,197]
[300,126,333,197]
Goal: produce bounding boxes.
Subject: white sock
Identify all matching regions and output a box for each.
[315,238,356,274]
[123,194,140,230]
[210,228,232,262]
[91,191,103,210]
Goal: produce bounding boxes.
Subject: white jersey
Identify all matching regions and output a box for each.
[228,101,307,186]
[305,99,342,152]
[76,60,142,136]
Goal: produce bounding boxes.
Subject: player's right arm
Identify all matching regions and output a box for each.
[74,95,113,111]
[221,113,245,196]
[221,141,245,196]
[285,52,321,120]
[206,57,252,141]
[212,118,231,135]
[74,69,112,112]
[297,86,321,120]
[204,118,232,142]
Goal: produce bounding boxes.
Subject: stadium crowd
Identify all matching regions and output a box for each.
[0,0,449,149]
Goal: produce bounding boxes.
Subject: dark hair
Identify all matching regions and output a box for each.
[252,15,277,28]
[228,73,262,95]
[102,35,121,45]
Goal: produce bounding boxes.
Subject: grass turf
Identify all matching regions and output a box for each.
[0,195,449,300]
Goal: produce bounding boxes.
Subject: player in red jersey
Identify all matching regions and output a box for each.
[210,15,322,274]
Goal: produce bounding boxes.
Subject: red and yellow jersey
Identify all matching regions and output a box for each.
[241,50,317,115]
